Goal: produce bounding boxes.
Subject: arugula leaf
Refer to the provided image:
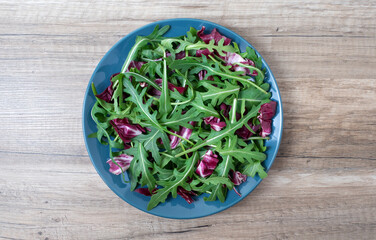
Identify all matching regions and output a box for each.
[161,38,235,57]
[111,74,126,114]
[123,78,164,131]
[91,83,114,112]
[175,103,261,158]
[169,57,268,94]
[206,98,238,202]
[192,176,233,189]
[125,142,156,191]
[242,160,267,179]
[191,93,220,117]
[238,82,271,108]
[159,108,202,131]
[134,127,167,165]
[121,25,170,73]
[186,38,236,56]
[201,80,240,106]
[243,46,263,69]
[158,49,172,115]
[147,152,198,210]
[216,140,266,163]
[123,72,161,91]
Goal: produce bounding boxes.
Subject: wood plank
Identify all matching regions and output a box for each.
[0,0,375,239]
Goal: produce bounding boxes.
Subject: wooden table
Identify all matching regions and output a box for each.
[1,1,375,239]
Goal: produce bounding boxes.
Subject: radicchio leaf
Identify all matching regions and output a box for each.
[220,103,259,139]
[258,101,277,137]
[177,186,197,204]
[150,78,187,96]
[110,118,146,143]
[204,116,226,132]
[223,52,258,76]
[196,49,213,57]
[106,154,133,175]
[95,73,120,102]
[236,121,260,139]
[169,121,195,149]
[230,170,247,185]
[128,61,146,71]
[197,26,231,45]
[195,150,219,178]
[135,187,157,196]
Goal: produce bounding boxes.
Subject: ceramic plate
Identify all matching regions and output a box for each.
[82,18,283,219]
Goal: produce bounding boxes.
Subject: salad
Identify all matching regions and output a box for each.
[90,25,277,210]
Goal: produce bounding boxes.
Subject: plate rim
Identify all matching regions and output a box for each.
[82,18,283,219]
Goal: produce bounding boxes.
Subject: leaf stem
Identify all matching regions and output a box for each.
[161,152,174,158]
[165,129,194,146]
[248,136,270,140]
[235,62,265,80]
[179,142,189,159]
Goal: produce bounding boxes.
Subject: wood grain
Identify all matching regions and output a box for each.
[0,0,375,239]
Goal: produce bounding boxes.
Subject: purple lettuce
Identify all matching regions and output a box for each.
[223,52,258,76]
[169,121,195,149]
[197,70,214,81]
[196,49,213,57]
[134,187,157,196]
[220,103,260,139]
[95,73,120,102]
[236,122,260,139]
[197,26,231,45]
[150,78,187,97]
[195,150,219,178]
[177,187,197,204]
[96,61,145,102]
[219,103,241,120]
[128,61,146,71]
[172,51,186,60]
[204,116,226,132]
[230,170,247,185]
[106,154,133,175]
[258,101,277,137]
[110,118,145,144]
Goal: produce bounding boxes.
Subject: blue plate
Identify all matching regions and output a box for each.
[82,18,283,219]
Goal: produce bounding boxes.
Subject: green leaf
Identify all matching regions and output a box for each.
[134,127,167,165]
[186,38,236,56]
[244,46,263,69]
[160,38,191,60]
[91,83,114,112]
[238,83,271,108]
[216,139,266,163]
[254,139,267,152]
[192,176,233,189]
[186,27,198,43]
[175,104,261,158]
[158,50,172,115]
[200,80,240,106]
[111,74,125,114]
[191,93,220,117]
[159,108,202,131]
[169,57,268,94]
[206,102,238,202]
[123,72,161,91]
[147,152,198,210]
[88,132,97,138]
[123,79,164,131]
[120,25,170,73]
[126,142,156,192]
[242,160,267,179]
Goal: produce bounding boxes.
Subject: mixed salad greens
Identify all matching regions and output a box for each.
[90,25,277,210]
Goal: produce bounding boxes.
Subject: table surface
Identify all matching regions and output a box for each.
[1,1,375,239]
